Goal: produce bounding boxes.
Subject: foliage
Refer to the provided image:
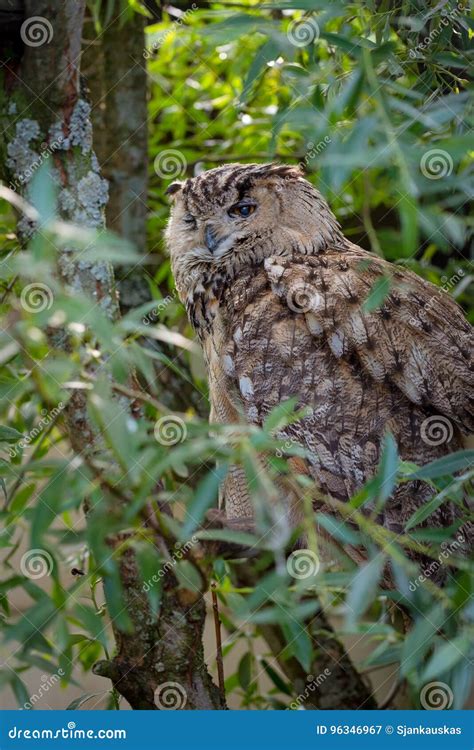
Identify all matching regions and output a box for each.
[0,0,473,710]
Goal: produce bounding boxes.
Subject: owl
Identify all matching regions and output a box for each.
[166,163,473,568]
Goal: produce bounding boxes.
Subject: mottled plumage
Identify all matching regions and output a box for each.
[166,163,473,567]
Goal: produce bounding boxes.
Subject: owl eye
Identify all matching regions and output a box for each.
[183,213,197,229]
[228,201,257,218]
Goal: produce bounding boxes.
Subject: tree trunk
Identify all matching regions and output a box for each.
[0,0,224,710]
[82,4,151,313]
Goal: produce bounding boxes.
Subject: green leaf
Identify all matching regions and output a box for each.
[5,597,59,644]
[175,560,202,593]
[179,463,228,541]
[0,426,24,442]
[316,513,361,546]
[238,652,252,691]
[422,637,471,683]
[451,659,474,710]
[399,194,419,255]
[73,603,108,650]
[320,31,376,52]
[260,659,292,695]
[250,600,319,625]
[195,528,258,548]
[400,604,446,677]
[29,160,57,228]
[135,542,163,616]
[405,493,445,530]
[282,619,312,672]
[363,643,402,668]
[31,470,68,548]
[102,567,133,633]
[432,52,468,69]
[9,483,36,515]
[244,569,288,612]
[240,39,279,102]
[345,557,384,627]
[9,673,30,708]
[263,397,299,433]
[363,275,391,312]
[408,451,474,480]
[375,432,399,505]
[66,692,105,710]
[88,386,137,474]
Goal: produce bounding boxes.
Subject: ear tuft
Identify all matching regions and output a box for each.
[251,163,304,182]
[166,181,184,198]
[270,163,304,180]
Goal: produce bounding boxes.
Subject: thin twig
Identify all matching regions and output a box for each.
[0,274,18,305]
[110,381,175,416]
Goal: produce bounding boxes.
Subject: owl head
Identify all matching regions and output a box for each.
[166,162,344,301]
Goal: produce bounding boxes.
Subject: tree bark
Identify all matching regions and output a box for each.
[258,616,377,709]
[0,0,223,710]
[82,4,151,313]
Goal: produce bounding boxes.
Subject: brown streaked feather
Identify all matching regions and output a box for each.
[264,248,473,432]
[218,255,471,549]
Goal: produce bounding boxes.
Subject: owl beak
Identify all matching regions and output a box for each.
[204,224,219,253]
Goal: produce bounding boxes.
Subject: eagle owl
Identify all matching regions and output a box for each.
[166,163,473,563]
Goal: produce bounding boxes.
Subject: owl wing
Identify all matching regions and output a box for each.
[261,248,473,433]
[219,247,471,545]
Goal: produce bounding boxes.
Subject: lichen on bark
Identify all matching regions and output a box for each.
[0,0,224,711]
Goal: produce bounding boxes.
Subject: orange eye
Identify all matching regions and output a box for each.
[228,202,257,218]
